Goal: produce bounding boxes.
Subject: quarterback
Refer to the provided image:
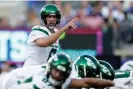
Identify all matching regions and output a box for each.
[23,4,78,67]
[3,53,114,89]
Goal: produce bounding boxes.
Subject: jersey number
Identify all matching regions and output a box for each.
[47,48,57,61]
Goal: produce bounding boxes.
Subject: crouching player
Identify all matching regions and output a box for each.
[3,53,114,89]
[109,61,133,89]
[71,55,115,89]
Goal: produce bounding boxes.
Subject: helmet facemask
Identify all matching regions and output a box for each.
[48,75,63,86]
[48,64,71,86]
[47,53,72,86]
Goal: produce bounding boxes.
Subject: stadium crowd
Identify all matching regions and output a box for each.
[0,1,133,28]
[0,1,133,48]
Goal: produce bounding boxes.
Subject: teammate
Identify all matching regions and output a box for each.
[71,55,101,79]
[99,60,115,81]
[3,53,71,89]
[71,55,101,89]
[3,53,114,89]
[109,61,133,89]
[23,4,78,67]
[71,55,115,89]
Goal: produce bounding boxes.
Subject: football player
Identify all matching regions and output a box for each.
[71,55,101,79]
[97,60,133,89]
[109,61,133,89]
[3,53,114,89]
[99,60,115,81]
[23,4,78,67]
[71,56,115,89]
[98,60,115,89]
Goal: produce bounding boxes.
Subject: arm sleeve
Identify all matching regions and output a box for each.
[115,70,131,78]
[27,30,48,44]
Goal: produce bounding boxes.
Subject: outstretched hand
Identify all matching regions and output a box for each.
[64,17,79,30]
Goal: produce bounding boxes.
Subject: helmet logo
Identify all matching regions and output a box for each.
[101,65,111,76]
[50,11,56,14]
[85,57,96,69]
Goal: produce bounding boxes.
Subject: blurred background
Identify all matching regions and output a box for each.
[0,1,133,86]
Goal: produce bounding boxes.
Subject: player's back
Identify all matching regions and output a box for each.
[3,64,47,89]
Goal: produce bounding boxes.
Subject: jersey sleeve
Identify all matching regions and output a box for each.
[115,70,131,78]
[27,25,49,44]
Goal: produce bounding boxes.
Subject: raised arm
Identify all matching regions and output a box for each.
[35,18,78,47]
[69,78,114,88]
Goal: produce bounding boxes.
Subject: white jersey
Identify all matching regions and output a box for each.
[108,77,133,89]
[3,65,46,89]
[0,72,8,89]
[3,64,71,89]
[9,73,71,89]
[106,61,133,89]
[23,25,59,67]
[105,70,133,89]
[120,61,133,71]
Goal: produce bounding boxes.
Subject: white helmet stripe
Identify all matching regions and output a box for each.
[76,65,79,74]
[84,65,86,77]
[100,72,102,79]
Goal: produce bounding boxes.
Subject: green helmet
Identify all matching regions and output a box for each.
[40,4,61,26]
[48,53,72,78]
[99,60,115,80]
[74,55,101,78]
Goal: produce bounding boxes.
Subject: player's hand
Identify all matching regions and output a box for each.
[64,18,78,30]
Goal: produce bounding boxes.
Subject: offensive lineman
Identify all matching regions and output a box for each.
[71,55,115,89]
[109,61,133,89]
[71,55,101,79]
[23,4,78,67]
[3,53,114,89]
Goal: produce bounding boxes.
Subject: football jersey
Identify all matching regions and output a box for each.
[14,73,71,89]
[3,64,46,89]
[107,70,133,89]
[120,61,133,71]
[108,77,133,89]
[3,64,71,89]
[24,25,59,66]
